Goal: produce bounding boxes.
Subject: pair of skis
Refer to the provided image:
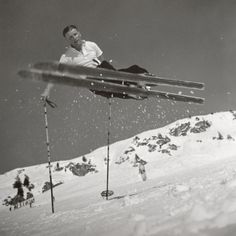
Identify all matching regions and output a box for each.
[18,61,205,104]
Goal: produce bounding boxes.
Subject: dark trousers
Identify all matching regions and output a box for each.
[97,60,148,74]
[94,60,148,99]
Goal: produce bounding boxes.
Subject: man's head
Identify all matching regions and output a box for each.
[62,25,83,49]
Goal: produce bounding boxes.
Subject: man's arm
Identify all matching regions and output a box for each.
[41,53,69,100]
[41,83,54,100]
[98,54,105,62]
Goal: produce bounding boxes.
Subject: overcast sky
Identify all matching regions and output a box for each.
[0,0,236,174]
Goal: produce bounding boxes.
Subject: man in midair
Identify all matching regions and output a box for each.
[42,25,150,99]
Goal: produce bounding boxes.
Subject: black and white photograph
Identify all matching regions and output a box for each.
[1,0,236,235]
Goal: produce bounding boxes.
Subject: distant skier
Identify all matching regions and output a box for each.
[135,154,147,181]
[42,25,150,99]
[139,161,147,181]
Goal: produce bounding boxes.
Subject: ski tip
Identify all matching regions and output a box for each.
[17,69,43,81]
[18,70,30,78]
[196,97,205,104]
[182,97,205,105]
[33,62,50,70]
[197,84,205,90]
[33,61,59,70]
[188,98,205,105]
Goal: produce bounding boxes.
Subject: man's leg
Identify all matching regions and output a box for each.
[96,62,148,99]
[92,60,118,98]
[118,65,150,89]
[97,61,116,70]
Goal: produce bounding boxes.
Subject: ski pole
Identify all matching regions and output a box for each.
[106,98,112,200]
[42,97,57,213]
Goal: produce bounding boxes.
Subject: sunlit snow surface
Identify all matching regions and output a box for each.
[1,111,236,236]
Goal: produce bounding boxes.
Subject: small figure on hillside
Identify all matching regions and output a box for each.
[139,160,147,181]
[135,154,147,181]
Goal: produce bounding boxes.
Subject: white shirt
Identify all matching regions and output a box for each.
[59,40,103,67]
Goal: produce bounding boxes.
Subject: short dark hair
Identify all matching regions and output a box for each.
[62,25,78,37]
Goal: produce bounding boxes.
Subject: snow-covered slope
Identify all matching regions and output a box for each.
[1,111,236,236]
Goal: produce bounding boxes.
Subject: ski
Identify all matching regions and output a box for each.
[18,68,204,104]
[32,61,205,90]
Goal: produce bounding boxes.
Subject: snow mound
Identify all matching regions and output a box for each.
[1,111,236,236]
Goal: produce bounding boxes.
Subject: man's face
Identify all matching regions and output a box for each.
[65,28,83,48]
